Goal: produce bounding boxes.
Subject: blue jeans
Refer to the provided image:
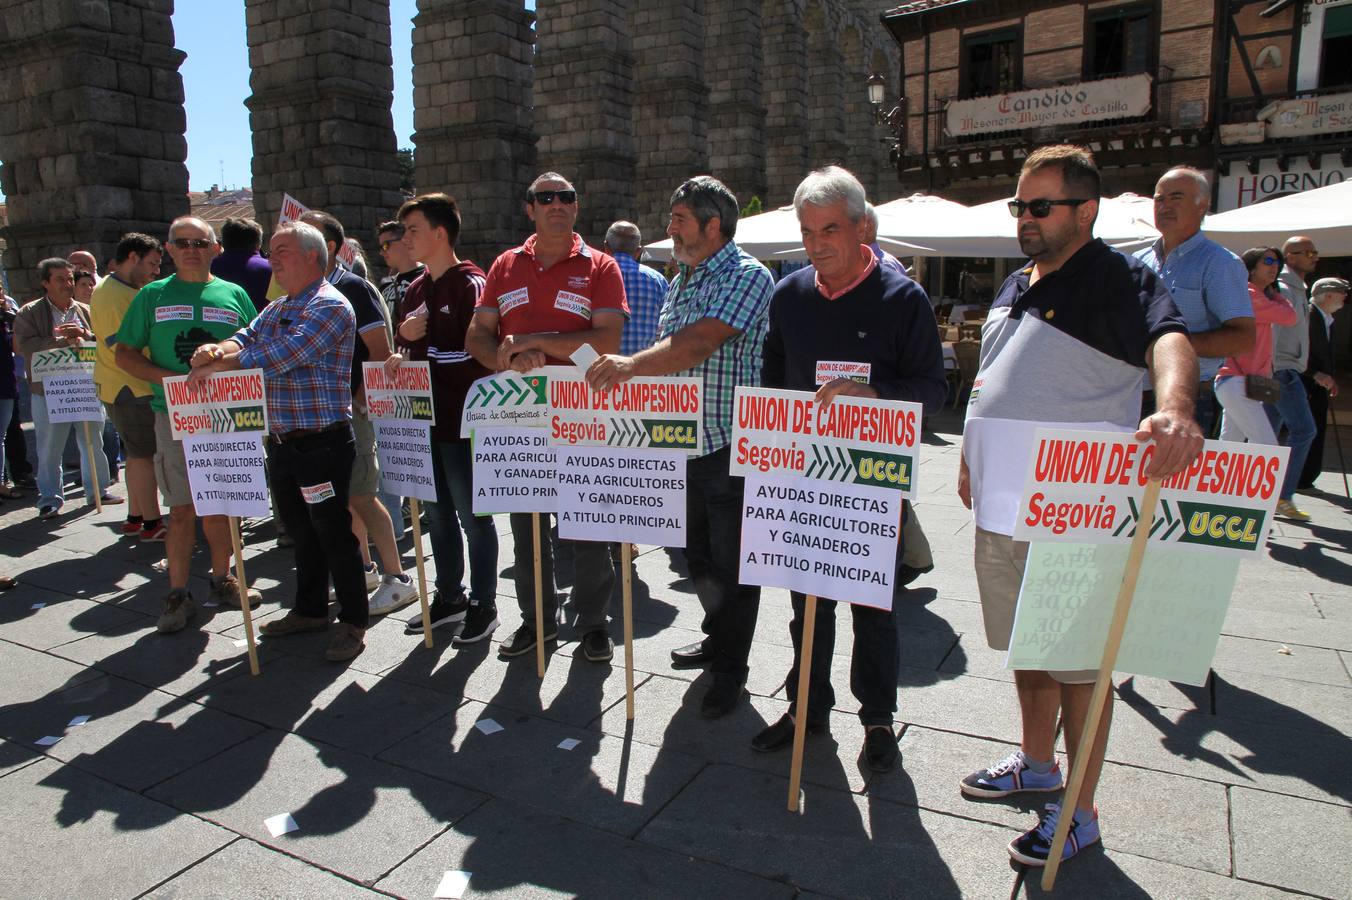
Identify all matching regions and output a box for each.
[0,398,12,483]
[1267,368,1317,501]
[425,440,499,605]
[31,392,109,509]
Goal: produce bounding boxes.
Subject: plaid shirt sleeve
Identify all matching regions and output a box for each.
[619,261,668,356]
[236,291,355,377]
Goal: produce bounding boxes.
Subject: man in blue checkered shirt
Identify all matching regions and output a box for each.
[586,176,775,719]
[604,221,668,355]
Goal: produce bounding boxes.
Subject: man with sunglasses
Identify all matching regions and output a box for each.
[1268,236,1321,519]
[466,172,628,664]
[958,146,1204,867]
[1135,167,1254,437]
[113,217,261,634]
[377,220,426,324]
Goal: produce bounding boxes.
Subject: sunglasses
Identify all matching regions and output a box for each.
[379,241,397,253]
[529,190,577,205]
[1262,255,1282,266]
[171,238,212,250]
[1007,198,1089,219]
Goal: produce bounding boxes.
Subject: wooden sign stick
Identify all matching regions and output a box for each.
[622,542,635,720]
[1041,478,1162,889]
[229,516,260,676]
[84,421,102,513]
[786,594,819,812]
[533,511,547,679]
[409,497,433,648]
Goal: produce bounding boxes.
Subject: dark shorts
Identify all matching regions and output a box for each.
[104,395,157,459]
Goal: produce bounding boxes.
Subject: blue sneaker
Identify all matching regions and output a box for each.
[1008,802,1100,866]
[960,750,1062,798]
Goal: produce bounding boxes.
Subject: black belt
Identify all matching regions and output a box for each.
[269,421,347,444]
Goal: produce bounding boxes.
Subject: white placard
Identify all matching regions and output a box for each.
[163,369,269,438]
[373,420,437,502]
[556,446,686,547]
[547,373,703,454]
[182,433,270,517]
[460,368,560,437]
[738,473,900,609]
[31,343,97,381]
[362,361,434,424]
[472,427,557,515]
[44,373,102,423]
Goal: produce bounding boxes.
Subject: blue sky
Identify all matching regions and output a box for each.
[177,0,419,192]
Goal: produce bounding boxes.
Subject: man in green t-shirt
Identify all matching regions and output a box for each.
[115,216,262,634]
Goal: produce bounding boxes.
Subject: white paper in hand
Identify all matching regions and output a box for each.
[434,870,472,899]
[264,813,299,837]
[474,718,504,735]
[569,342,599,374]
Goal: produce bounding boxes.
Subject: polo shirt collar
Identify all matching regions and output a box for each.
[518,233,589,261]
[1014,238,1109,290]
[1150,229,1206,262]
[816,245,877,300]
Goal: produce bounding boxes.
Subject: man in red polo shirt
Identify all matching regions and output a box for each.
[466,171,629,664]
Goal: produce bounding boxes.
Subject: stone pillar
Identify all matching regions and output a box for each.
[805,3,848,172]
[0,0,189,298]
[762,0,809,206]
[244,0,403,253]
[534,0,637,245]
[706,0,766,211]
[632,0,708,244]
[411,0,536,266]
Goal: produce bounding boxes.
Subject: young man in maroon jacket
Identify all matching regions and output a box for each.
[389,193,500,643]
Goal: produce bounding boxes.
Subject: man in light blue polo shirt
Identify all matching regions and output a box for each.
[1135,167,1254,436]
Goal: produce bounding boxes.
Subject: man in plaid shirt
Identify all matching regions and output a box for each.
[604,221,668,355]
[587,176,775,718]
[188,221,368,663]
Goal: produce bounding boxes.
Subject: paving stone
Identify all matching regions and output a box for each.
[0,674,261,792]
[896,672,1024,743]
[625,620,794,699]
[593,673,875,794]
[1091,759,1232,875]
[50,622,279,699]
[197,652,460,757]
[1016,848,1281,898]
[1212,670,1352,736]
[1231,786,1352,898]
[0,593,146,651]
[378,698,705,837]
[637,763,1018,899]
[1221,606,1352,652]
[0,640,102,708]
[144,837,386,899]
[0,758,231,899]
[1106,698,1352,808]
[147,730,485,884]
[1312,592,1352,621]
[376,798,794,899]
[1208,634,1350,687]
[0,738,40,777]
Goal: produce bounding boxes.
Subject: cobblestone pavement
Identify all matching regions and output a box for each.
[0,410,1348,898]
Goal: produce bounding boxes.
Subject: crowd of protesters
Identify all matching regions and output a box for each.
[0,147,1344,868]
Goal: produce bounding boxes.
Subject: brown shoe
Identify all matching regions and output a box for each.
[325,623,365,662]
[210,573,262,609]
[259,611,329,637]
[156,589,197,634]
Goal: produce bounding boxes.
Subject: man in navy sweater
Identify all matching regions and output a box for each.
[758,166,947,771]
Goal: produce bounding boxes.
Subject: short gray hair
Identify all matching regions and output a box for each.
[670,176,739,240]
[1158,167,1209,205]
[793,166,867,222]
[168,215,217,244]
[864,203,879,232]
[273,221,328,269]
[604,221,642,255]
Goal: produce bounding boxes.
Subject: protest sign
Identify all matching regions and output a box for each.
[374,421,437,502]
[739,475,901,609]
[815,361,871,385]
[162,370,269,439]
[279,192,356,266]
[43,373,102,424]
[1006,542,1239,685]
[182,433,270,518]
[363,361,434,423]
[730,387,923,500]
[163,368,269,675]
[460,368,559,436]
[31,342,97,380]
[547,373,703,454]
[472,427,557,515]
[1012,430,1288,556]
[556,447,686,547]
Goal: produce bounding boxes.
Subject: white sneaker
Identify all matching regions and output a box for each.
[363,562,380,592]
[369,573,418,615]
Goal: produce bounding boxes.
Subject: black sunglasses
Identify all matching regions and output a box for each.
[379,240,397,252]
[171,238,212,250]
[529,189,577,206]
[1007,198,1089,219]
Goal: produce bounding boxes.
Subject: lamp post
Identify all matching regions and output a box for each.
[867,72,904,164]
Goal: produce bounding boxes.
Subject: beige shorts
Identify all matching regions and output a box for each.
[974,526,1095,685]
[153,411,193,509]
[349,407,380,497]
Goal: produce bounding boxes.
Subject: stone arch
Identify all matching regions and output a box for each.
[762,0,809,206]
[804,0,848,173]
[706,0,767,211]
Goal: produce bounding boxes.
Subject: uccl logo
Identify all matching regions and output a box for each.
[410,397,433,420]
[1176,501,1263,551]
[232,407,265,430]
[643,419,697,448]
[848,449,912,490]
